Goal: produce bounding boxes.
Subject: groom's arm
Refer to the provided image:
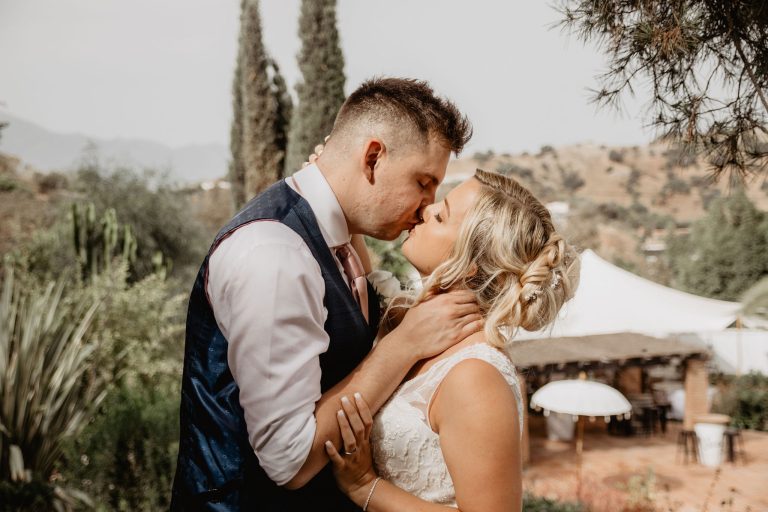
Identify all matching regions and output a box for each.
[208,222,333,485]
[209,222,481,490]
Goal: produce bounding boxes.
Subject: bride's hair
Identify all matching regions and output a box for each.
[387,169,580,350]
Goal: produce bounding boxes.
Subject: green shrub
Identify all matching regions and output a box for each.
[496,163,534,180]
[0,174,19,192]
[523,493,585,512]
[61,381,180,511]
[365,235,414,283]
[608,149,624,163]
[0,479,55,512]
[71,158,206,282]
[668,191,768,300]
[713,372,768,431]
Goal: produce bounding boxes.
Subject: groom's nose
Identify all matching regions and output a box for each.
[413,205,425,224]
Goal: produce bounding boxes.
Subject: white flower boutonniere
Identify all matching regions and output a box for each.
[367,269,403,303]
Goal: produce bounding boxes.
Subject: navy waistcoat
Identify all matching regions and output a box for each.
[171,180,381,511]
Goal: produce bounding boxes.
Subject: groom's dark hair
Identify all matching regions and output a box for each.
[332,77,472,155]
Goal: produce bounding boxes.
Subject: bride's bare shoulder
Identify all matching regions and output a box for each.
[430,353,519,432]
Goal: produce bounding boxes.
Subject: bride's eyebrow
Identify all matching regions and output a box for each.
[444,198,450,217]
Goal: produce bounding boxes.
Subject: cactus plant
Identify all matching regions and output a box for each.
[70,203,137,281]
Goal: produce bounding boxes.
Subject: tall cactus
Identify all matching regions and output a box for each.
[71,203,137,281]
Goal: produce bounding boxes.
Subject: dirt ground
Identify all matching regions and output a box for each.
[523,417,768,512]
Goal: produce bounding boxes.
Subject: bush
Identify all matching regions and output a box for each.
[663,146,697,168]
[33,171,69,194]
[741,276,768,318]
[51,264,184,510]
[713,372,768,431]
[61,381,180,511]
[523,493,585,512]
[496,163,534,180]
[562,170,586,192]
[0,480,56,512]
[625,168,641,195]
[473,149,495,165]
[71,157,207,282]
[608,149,624,163]
[669,191,768,300]
[365,235,414,283]
[539,145,557,157]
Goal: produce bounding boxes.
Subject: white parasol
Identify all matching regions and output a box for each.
[531,379,632,420]
[530,376,632,499]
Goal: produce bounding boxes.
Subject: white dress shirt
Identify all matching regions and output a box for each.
[206,164,350,486]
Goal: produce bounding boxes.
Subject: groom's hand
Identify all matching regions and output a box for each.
[393,290,482,360]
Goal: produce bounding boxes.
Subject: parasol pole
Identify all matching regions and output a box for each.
[576,415,584,501]
[575,372,587,501]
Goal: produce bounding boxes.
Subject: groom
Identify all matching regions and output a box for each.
[171,77,477,511]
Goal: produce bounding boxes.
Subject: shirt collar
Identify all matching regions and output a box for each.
[286,164,350,248]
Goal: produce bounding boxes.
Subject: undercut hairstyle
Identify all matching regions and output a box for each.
[332,77,472,155]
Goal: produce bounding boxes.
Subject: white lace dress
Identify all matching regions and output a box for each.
[370,343,523,507]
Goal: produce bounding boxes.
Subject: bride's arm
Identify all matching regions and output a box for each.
[327,359,522,512]
[432,358,522,510]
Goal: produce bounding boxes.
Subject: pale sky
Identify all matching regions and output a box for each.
[0,0,654,153]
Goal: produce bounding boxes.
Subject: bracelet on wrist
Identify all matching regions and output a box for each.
[363,476,382,511]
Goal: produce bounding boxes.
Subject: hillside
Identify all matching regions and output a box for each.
[448,142,768,222]
[5,137,767,286]
[445,141,768,280]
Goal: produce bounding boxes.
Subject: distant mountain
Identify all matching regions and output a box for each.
[0,113,228,184]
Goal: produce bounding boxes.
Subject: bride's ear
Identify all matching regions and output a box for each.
[362,139,385,184]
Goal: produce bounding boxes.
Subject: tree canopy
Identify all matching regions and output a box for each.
[557,0,768,178]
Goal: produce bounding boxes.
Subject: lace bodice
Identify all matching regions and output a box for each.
[370,343,523,507]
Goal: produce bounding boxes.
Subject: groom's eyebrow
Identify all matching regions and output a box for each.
[424,173,439,186]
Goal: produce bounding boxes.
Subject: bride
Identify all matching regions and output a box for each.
[323,169,580,511]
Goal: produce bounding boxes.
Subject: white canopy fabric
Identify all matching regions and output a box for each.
[519,249,742,340]
[530,380,632,417]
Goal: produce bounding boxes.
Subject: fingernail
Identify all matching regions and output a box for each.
[338,409,344,416]
[325,440,332,448]
[341,396,350,405]
[354,392,362,401]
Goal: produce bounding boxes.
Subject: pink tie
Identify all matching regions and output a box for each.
[335,243,369,324]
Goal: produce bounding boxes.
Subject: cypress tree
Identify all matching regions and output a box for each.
[229,0,291,206]
[268,57,293,180]
[228,20,246,208]
[284,0,346,174]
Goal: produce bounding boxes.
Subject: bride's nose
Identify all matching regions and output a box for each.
[422,202,438,219]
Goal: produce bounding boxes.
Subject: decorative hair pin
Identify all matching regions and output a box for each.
[523,269,561,303]
[550,269,561,289]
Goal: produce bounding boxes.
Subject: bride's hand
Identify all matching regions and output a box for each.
[302,135,330,168]
[324,393,378,505]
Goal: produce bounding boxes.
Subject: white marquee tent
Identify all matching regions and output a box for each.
[519,249,742,339]
[517,250,768,374]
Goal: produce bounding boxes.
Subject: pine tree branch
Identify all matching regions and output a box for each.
[732,34,768,115]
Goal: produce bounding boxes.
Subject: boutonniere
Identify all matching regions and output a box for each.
[367,269,403,306]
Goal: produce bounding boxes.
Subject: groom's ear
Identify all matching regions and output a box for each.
[362,139,385,184]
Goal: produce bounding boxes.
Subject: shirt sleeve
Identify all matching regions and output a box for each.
[206,221,329,486]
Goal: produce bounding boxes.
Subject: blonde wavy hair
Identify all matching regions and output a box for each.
[389,169,580,350]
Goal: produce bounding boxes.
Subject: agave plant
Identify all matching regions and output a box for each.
[741,276,768,319]
[0,266,107,507]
